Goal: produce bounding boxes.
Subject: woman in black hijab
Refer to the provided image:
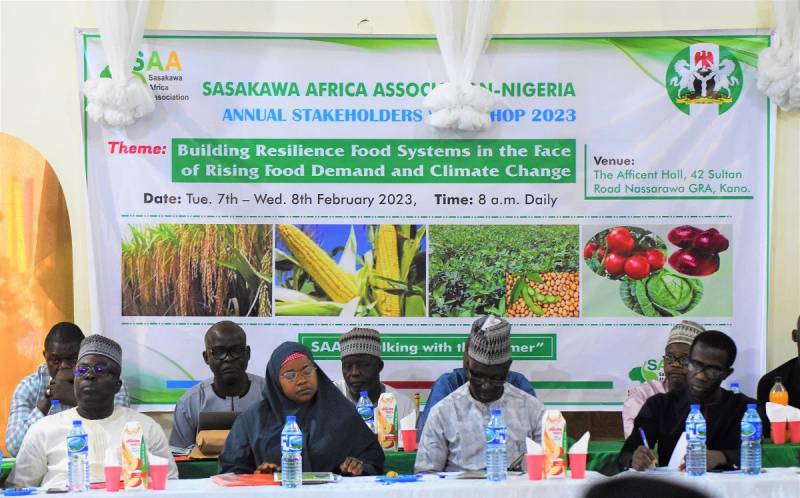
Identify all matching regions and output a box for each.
[219,341,384,475]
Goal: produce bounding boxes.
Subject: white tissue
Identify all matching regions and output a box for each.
[568,432,590,454]
[667,432,687,469]
[525,437,543,455]
[148,453,168,466]
[400,412,417,431]
[482,315,502,330]
[766,402,788,423]
[785,405,800,423]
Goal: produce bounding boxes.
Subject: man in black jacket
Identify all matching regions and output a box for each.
[757,314,800,408]
[618,330,767,471]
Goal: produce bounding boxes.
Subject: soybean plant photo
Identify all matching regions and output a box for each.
[428,225,580,318]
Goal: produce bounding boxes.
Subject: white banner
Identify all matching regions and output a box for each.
[78,31,773,410]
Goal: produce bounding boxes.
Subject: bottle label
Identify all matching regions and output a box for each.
[357,405,374,422]
[686,422,707,442]
[740,422,762,440]
[66,435,87,453]
[281,434,303,452]
[485,427,507,445]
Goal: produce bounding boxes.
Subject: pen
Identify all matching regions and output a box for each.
[639,427,649,449]
[639,428,656,470]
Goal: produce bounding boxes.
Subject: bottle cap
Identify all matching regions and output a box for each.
[286,415,296,423]
[51,400,61,407]
[360,390,369,397]
[731,382,739,388]
[747,403,756,409]
[490,407,501,416]
[775,376,782,384]
[72,420,82,426]
[690,404,700,410]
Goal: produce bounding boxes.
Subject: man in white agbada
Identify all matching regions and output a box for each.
[415,316,544,473]
[8,335,178,488]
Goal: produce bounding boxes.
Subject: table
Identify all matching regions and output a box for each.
[175,442,800,478]
[54,469,800,498]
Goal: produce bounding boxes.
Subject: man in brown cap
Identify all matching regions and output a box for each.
[334,327,413,421]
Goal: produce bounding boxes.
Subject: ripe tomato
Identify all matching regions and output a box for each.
[624,254,651,280]
[604,252,627,276]
[597,247,606,261]
[583,242,598,259]
[607,227,635,254]
[644,248,666,270]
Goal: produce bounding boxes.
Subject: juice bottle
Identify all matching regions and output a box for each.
[769,376,789,406]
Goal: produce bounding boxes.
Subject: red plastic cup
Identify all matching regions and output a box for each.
[789,421,800,444]
[104,466,122,492]
[771,421,787,444]
[526,454,544,480]
[401,430,417,452]
[569,453,587,479]
[149,464,168,490]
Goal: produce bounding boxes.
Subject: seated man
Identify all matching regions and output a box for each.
[417,330,535,440]
[333,327,413,420]
[757,314,800,408]
[622,320,705,437]
[415,316,544,472]
[8,335,178,488]
[6,322,130,456]
[618,330,768,472]
[170,321,266,451]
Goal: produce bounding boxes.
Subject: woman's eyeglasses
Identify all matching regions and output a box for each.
[280,365,316,382]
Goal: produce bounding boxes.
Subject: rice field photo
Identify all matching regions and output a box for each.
[121,224,272,316]
[274,224,426,317]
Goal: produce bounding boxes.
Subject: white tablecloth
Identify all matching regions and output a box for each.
[61,469,800,498]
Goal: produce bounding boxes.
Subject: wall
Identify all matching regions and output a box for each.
[1,0,797,370]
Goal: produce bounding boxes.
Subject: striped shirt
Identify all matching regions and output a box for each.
[5,363,130,456]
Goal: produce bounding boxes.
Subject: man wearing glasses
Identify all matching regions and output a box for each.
[169,321,265,451]
[622,320,705,438]
[415,316,544,472]
[5,322,130,456]
[8,335,177,488]
[618,330,768,472]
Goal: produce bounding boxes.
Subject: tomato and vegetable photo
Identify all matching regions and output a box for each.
[667,225,730,277]
[584,226,667,281]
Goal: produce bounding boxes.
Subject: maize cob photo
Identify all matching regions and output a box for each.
[274,224,427,317]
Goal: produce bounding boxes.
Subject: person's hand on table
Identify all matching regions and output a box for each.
[339,456,364,476]
[707,450,727,470]
[254,462,280,474]
[631,445,658,470]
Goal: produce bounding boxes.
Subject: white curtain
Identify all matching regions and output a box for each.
[83,0,154,127]
[424,0,498,131]
[758,0,800,112]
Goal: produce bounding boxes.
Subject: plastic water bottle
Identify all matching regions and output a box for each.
[49,399,61,415]
[485,407,507,482]
[740,404,762,475]
[66,420,89,492]
[730,382,740,394]
[685,404,707,476]
[356,391,376,433]
[280,415,303,488]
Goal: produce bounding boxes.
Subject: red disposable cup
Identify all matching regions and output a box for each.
[401,430,417,452]
[789,421,800,444]
[526,454,544,480]
[569,453,587,479]
[149,464,168,490]
[104,466,122,492]
[771,421,787,444]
